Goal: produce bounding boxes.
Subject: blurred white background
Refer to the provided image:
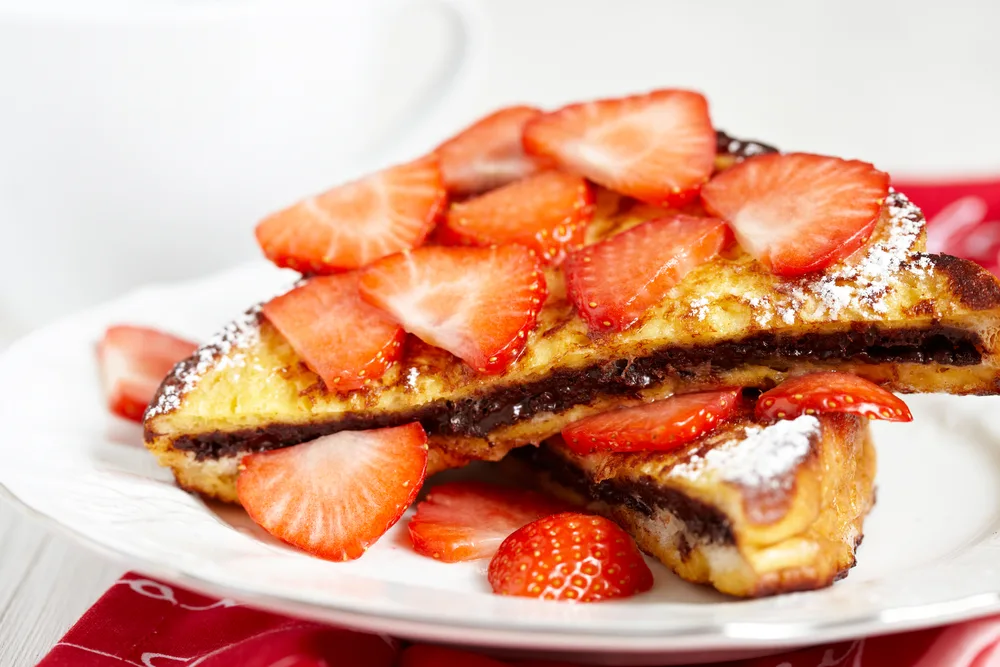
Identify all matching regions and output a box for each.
[0,0,998,342]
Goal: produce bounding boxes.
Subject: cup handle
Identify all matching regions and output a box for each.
[360,0,487,167]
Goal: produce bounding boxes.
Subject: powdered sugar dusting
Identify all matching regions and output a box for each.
[706,190,930,324]
[806,190,926,317]
[747,296,775,327]
[670,416,819,491]
[688,297,709,321]
[778,302,799,325]
[144,306,262,419]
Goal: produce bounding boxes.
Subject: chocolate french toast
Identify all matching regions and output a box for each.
[129,89,992,601]
[507,407,875,598]
[144,183,1000,503]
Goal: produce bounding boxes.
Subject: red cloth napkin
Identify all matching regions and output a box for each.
[36,180,1000,667]
[898,177,1000,273]
[36,573,1000,666]
[38,575,398,667]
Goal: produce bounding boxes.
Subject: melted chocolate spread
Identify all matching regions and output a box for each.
[512,446,737,544]
[170,324,982,460]
[715,130,778,160]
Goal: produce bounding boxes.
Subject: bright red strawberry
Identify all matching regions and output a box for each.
[436,105,546,196]
[399,645,507,667]
[237,423,428,561]
[261,273,404,391]
[756,372,912,422]
[440,171,594,265]
[522,90,716,206]
[564,214,728,331]
[700,153,890,277]
[408,481,567,562]
[488,512,653,602]
[97,325,197,422]
[255,156,446,274]
[561,389,742,454]
[358,245,546,373]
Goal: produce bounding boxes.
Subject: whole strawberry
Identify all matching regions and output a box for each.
[488,512,653,602]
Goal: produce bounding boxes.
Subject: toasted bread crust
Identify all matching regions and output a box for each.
[928,253,1000,311]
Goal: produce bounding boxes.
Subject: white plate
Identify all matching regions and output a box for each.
[3,262,1000,666]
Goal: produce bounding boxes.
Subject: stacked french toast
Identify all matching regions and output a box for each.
[135,90,1000,600]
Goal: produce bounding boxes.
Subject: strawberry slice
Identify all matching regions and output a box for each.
[564,214,729,331]
[255,156,446,274]
[700,153,890,277]
[358,245,547,373]
[237,423,428,561]
[261,273,405,391]
[400,645,507,667]
[561,389,742,454]
[97,325,197,422]
[436,105,545,196]
[440,171,594,265]
[756,372,913,422]
[522,89,716,206]
[407,481,567,562]
[488,512,653,602]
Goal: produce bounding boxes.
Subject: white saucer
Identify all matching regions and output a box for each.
[2,262,999,665]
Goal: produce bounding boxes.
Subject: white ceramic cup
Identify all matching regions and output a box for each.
[0,0,484,341]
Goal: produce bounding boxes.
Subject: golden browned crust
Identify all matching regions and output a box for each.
[927,253,1000,311]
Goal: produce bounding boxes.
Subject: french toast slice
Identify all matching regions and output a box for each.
[143,135,1000,503]
[506,411,875,598]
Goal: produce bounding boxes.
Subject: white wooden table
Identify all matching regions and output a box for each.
[0,495,123,665]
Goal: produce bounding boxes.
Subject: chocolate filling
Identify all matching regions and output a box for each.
[169,324,982,460]
[715,130,778,160]
[512,445,736,545]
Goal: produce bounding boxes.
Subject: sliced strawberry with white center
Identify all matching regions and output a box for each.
[700,152,890,277]
[756,372,913,422]
[237,423,429,561]
[436,105,545,196]
[97,325,197,422]
[358,245,547,373]
[261,273,405,391]
[407,481,567,562]
[561,389,742,454]
[440,171,594,265]
[255,156,446,274]
[522,89,716,206]
[564,214,729,331]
